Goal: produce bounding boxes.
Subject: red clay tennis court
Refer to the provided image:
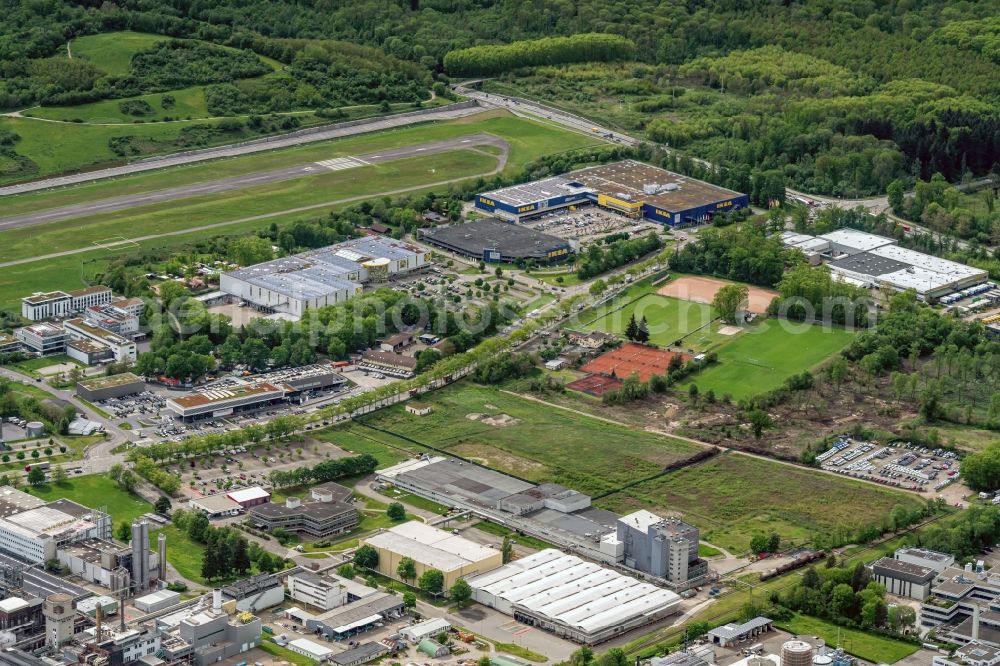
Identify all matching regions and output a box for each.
[580,342,691,383]
[566,374,623,397]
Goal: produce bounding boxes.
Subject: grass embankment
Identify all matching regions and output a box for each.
[775,613,918,664]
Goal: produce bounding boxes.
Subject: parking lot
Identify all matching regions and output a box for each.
[819,437,960,493]
[521,206,660,243]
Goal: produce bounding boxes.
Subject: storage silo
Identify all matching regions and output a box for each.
[782,640,815,666]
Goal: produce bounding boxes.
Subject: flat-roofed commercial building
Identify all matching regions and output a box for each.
[475,160,749,227]
[249,493,358,538]
[0,333,21,355]
[76,373,145,402]
[221,236,430,319]
[895,547,954,573]
[63,318,136,363]
[167,383,286,421]
[871,556,936,600]
[421,218,573,264]
[361,521,501,590]
[14,323,66,356]
[467,548,681,644]
[21,286,112,321]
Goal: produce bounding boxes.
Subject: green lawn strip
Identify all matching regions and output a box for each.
[0,110,594,211]
[535,271,582,287]
[26,474,153,524]
[775,614,918,663]
[520,293,555,313]
[355,381,701,496]
[310,422,423,467]
[472,520,559,551]
[8,353,83,376]
[680,319,856,400]
[260,639,316,666]
[698,543,722,557]
[580,292,724,350]
[597,453,925,555]
[0,150,496,263]
[77,397,112,419]
[482,639,547,663]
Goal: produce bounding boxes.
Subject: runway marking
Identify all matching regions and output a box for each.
[460,140,471,143]
[315,156,367,171]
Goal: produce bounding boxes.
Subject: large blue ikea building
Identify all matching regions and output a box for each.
[476,160,749,227]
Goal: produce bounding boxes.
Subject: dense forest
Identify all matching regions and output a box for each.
[0,0,997,195]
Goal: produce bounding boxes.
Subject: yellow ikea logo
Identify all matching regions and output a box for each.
[654,209,671,218]
[479,197,496,207]
[547,248,569,257]
[716,200,733,209]
[517,204,536,213]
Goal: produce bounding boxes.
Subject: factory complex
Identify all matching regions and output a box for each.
[376,456,708,591]
[220,236,430,319]
[467,548,681,644]
[781,228,988,301]
[475,160,749,227]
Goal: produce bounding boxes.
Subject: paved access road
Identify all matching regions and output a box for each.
[0,102,484,197]
[0,134,508,232]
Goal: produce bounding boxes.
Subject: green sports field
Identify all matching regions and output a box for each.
[682,319,855,399]
[354,381,703,496]
[580,291,729,351]
[598,453,925,554]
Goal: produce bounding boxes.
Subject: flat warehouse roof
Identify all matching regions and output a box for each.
[568,160,744,213]
[422,218,569,259]
[479,176,593,206]
[468,549,680,635]
[77,373,143,390]
[364,521,496,571]
[870,244,986,280]
[818,229,896,252]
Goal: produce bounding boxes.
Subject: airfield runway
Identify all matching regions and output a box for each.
[0,101,484,197]
[0,134,508,232]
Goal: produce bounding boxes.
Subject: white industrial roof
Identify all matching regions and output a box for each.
[190,494,241,513]
[402,617,451,637]
[376,456,446,480]
[289,638,334,659]
[136,589,180,605]
[0,597,28,612]
[364,521,496,572]
[870,245,986,281]
[466,549,680,636]
[226,486,270,503]
[819,229,896,252]
[619,509,663,531]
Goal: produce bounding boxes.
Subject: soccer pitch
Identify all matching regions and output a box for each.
[580,292,728,351]
[682,319,856,399]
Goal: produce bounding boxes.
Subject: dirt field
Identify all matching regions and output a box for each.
[659,276,777,314]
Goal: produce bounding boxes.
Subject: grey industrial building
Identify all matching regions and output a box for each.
[420,218,573,264]
[871,556,936,600]
[75,373,145,402]
[293,592,405,639]
[610,510,708,587]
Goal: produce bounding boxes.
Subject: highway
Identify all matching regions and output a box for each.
[0,134,508,232]
[0,101,484,197]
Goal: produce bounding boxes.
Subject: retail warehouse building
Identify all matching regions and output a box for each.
[475,160,749,227]
[420,217,573,264]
